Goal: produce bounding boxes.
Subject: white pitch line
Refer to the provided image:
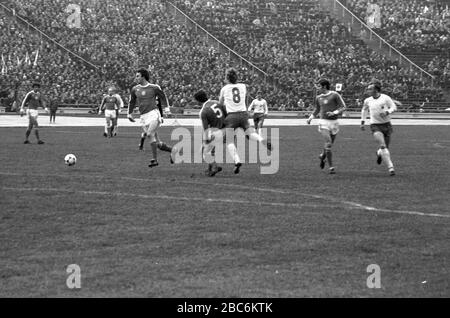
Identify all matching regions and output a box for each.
[1,171,449,219]
[0,187,335,211]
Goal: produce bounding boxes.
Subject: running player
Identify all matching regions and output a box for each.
[361,81,397,176]
[127,68,176,167]
[218,68,271,174]
[194,90,227,177]
[248,91,269,135]
[20,83,48,144]
[99,87,124,138]
[307,78,347,174]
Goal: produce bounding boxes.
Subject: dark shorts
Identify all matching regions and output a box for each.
[370,122,393,138]
[225,111,250,131]
[253,113,265,126]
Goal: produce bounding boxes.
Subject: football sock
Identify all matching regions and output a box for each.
[227,143,241,164]
[380,147,394,170]
[248,132,264,143]
[25,129,31,139]
[157,142,172,152]
[104,125,108,134]
[139,133,147,149]
[325,148,333,167]
[150,142,158,161]
[34,129,40,141]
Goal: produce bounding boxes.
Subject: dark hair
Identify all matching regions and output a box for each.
[194,90,208,104]
[32,83,40,88]
[136,68,150,81]
[226,68,238,84]
[370,80,382,92]
[317,78,330,90]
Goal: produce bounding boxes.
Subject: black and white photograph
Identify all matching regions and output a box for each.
[0,0,449,303]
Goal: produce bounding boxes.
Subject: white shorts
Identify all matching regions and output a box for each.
[318,119,339,135]
[140,109,162,135]
[27,109,39,119]
[105,109,117,119]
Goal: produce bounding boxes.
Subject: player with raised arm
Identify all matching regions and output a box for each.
[127,68,176,167]
[20,83,48,144]
[307,78,347,174]
[219,68,272,174]
[248,91,268,135]
[194,90,227,177]
[99,87,124,138]
[361,81,397,176]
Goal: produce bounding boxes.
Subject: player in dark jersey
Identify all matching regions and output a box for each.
[194,90,227,177]
[20,83,48,144]
[307,78,347,174]
[128,69,177,167]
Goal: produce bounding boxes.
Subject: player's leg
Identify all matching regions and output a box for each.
[245,117,272,151]
[319,128,334,173]
[24,120,33,144]
[106,117,113,137]
[224,114,242,173]
[146,114,162,167]
[114,109,119,136]
[139,126,148,150]
[33,117,44,144]
[203,129,223,176]
[258,116,265,135]
[373,131,395,175]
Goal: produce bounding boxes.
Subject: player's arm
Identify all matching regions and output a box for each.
[263,99,269,116]
[360,99,369,130]
[200,110,212,142]
[20,91,31,114]
[116,94,124,111]
[384,96,397,116]
[218,87,225,106]
[307,97,320,124]
[154,86,169,117]
[99,96,106,114]
[127,88,137,122]
[248,100,255,113]
[326,93,347,117]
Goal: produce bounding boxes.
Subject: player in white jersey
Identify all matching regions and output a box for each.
[218,68,271,174]
[248,91,268,135]
[99,87,124,138]
[361,81,397,176]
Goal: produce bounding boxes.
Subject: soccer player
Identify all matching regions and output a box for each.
[360,81,397,176]
[127,68,176,167]
[20,83,48,144]
[248,91,268,135]
[307,78,347,174]
[218,68,271,174]
[49,99,58,124]
[99,87,124,138]
[194,90,227,177]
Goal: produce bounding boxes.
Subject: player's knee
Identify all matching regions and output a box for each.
[148,134,157,143]
[325,142,332,150]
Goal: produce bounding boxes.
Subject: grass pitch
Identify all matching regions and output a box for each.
[0,125,449,297]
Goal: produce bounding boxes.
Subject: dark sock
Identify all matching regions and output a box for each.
[25,129,31,139]
[331,134,337,144]
[321,148,327,159]
[140,133,146,148]
[157,142,172,152]
[326,149,333,167]
[151,142,158,160]
[35,129,40,141]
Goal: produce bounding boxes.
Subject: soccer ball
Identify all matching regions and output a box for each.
[64,154,77,166]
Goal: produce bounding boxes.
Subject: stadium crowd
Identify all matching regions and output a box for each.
[1,0,448,110]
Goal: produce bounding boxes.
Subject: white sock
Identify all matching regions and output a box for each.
[377,148,382,156]
[227,143,241,164]
[104,125,108,134]
[380,148,394,170]
[248,132,264,143]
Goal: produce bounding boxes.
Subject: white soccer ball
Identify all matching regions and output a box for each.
[64,154,77,166]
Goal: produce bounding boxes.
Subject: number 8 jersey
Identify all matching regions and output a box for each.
[219,83,247,113]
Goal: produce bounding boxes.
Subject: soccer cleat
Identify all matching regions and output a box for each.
[377,152,382,165]
[389,169,396,176]
[24,140,30,144]
[319,153,326,169]
[139,144,144,151]
[329,167,336,174]
[103,132,108,137]
[234,162,242,174]
[37,140,45,145]
[148,159,159,168]
[209,165,223,177]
